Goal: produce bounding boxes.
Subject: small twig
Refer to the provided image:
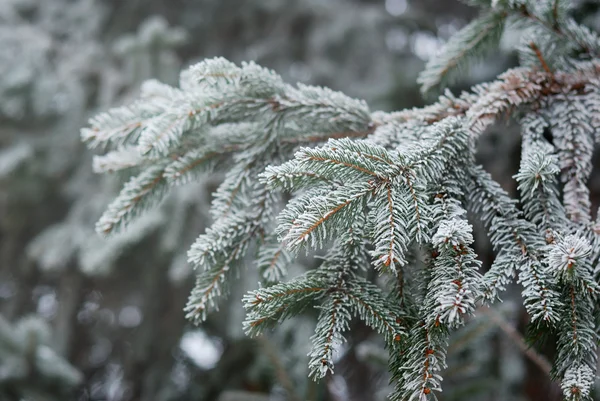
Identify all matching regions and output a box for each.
[305,376,319,401]
[529,42,553,79]
[519,6,594,56]
[480,307,553,376]
[257,336,302,401]
[552,0,560,30]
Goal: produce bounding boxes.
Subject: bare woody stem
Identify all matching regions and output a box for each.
[479,307,553,376]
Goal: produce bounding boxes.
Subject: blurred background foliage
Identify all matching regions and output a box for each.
[0,0,599,400]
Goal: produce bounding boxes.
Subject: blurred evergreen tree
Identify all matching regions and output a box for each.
[1,0,600,400]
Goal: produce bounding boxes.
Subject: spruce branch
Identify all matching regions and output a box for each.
[515,115,568,234]
[308,293,352,379]
[418,10,507,94]
[96,163,169,235]
[549,94,594,226]
[515,5,600,57]
[84,7,600,398]
[467,165,562,325]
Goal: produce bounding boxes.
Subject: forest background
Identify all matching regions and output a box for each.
[1,0,599,400]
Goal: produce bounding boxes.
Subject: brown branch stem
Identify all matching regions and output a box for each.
[479,307,553,376]
[257,336,302,401]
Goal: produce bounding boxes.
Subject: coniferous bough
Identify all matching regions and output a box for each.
[83,1,600,400]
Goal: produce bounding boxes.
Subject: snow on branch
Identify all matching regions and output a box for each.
[85,5,600,399]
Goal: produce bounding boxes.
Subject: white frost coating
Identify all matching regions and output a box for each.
[84,4,600,398]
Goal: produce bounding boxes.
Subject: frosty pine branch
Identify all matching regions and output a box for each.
[83,1,600,400]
